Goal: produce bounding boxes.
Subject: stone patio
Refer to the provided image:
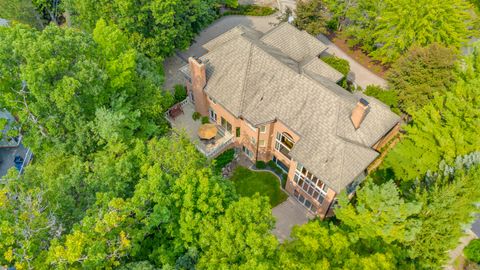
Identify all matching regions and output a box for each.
[165,100,234,158]
[272,196,315,242]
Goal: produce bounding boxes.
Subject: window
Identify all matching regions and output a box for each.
[272,156,289,173]
[293,165,328,204]
[260,125,266,133]
[221,117,232,134]
[209,109,217,122]
[250,136,256,145]
[274,132,294,159]
[235,127,241,137]
[208,96,216,104]
[259,139,265,147]
[242,146,253,159]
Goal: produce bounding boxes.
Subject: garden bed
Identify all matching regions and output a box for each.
[230,166,288,207]
[328,32,389,78]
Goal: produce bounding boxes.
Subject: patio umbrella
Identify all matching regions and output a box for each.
[198,123,217,140]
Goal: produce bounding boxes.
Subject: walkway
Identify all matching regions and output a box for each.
[317,33,387,89]
[272,197,314,242]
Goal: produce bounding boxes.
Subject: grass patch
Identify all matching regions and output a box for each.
[230,166,288,207]
[223,5,277,16]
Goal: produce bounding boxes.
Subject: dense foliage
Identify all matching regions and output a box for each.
[294,0,330,35]
[326,0,477,63]
[384,52,480,180]
[465,239,480,263]
[1,2,479,270]
[364,85,399,113]
[223,4,277,16]
[388,43,457,111]
[321,55,350,88]
[0,21,172,157]
[64,0,222,59]
[0,0,44,28]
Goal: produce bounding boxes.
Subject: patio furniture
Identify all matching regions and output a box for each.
[198,124,217,140]
[168,104,184,120]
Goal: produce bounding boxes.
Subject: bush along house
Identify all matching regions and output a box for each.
[168,23,400,218]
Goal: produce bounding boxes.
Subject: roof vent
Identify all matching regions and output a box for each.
[351,98,370,129]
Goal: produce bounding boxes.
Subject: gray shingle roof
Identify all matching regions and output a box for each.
[183,23,400,192]
[260,23,328,62]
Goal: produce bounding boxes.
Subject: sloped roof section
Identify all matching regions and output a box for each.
[260,23,327,62]
[181,23,400,192]
[302,58,344,83]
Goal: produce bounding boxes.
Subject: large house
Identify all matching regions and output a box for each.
[173,23,400,218]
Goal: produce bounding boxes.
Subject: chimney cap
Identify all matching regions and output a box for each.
[359,98,369,106]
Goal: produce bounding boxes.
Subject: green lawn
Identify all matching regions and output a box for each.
[230,166,288,207]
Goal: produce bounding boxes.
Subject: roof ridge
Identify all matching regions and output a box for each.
[239,40,254,115]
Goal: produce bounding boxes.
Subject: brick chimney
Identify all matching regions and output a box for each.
[350,98,370,129]
[188,57,209,116]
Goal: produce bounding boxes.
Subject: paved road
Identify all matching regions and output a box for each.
[317,34,387,89]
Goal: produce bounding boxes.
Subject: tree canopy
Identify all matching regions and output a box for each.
[329,0,477,63]
[0,21,172,157]
[388,43,457,111]
[64,0,222,59]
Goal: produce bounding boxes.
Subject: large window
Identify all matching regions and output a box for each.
[221,117,232,134]
[293,163,328,204]
[275,132,294,159]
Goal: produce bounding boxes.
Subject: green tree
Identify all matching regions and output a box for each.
[404,154,480,268]
[336,181,422,244]
[64,0,222,59]
[197,196,278,269]
[0,21,170,157]
[343,0,387,53]
[388,44,457,111]
[370,0,475,63]
[364,85,399,114]
[0,0,44,28]
[0,176,61,269]
[294,0,330,35]
[384,77,480,180]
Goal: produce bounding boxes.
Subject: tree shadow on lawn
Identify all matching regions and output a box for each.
[230,166,288,207]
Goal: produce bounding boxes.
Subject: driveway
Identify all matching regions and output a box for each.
[317,34,387,88]
[0,144,30,178]
[272,196,314,242]
[163,14,280,90]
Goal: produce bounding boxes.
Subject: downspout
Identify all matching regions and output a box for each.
[255,127,260,163]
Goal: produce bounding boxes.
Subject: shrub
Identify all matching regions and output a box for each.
[223,5,276,16]
[281,173,288,189]
[364,85,400,114]
[255,161,266,169]
[201,116,210,124]
[224,0,238,9]
[173,84,187,103]
[192,112,201,121]
[465,239,480,263]
[267,160,284,176]
[321,56,350,89]
[321,56,350,76]
[213,148,235,174]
